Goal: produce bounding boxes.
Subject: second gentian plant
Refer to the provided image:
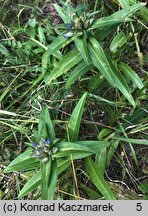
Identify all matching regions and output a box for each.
[4,92,115,199]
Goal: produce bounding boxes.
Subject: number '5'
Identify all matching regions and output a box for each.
[136,203,142,211]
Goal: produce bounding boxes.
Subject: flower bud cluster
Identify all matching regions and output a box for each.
[64,12,94,38]
[31,138,58,162]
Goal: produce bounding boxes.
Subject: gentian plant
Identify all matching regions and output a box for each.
[41,2,145,107]
[4,92,116,199]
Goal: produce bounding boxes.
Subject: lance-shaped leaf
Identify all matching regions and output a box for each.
[38,26,46,44]
[95,148,107,174]
[88,37,135,107]
[41,159,51,199]
[54,141,94,158]
[110,32,127,53]
[117,0,130,8]
[89,3,144,30]
[86,157,116,200]
[66,61,93,88]
[18,158,71,198]
[42,35,74,67]
[38,107,55,141]
[118,62,144,89]
[18,171,41,199]
[3,149,40,173]
[17,140,109,198]
[106,140,120,167]
[112,2,145,19]
[41,159,57,200]
[74,35,90,64]
[44,48,82,84]
[68,92,87,141]
[76,140,110,152]
[0,43,10,56]
[89,17,131,30]
[54,4,69,23]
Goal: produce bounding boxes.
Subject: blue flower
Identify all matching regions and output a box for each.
[67,23,71,30]
[44,139,51,145]
[32,142,37,147]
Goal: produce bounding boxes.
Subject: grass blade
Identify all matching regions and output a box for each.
[113,137,148,145]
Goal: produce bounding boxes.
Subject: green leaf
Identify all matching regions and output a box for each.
[88,73,104,92]
[42,35,74,67]
[88,93,118,106]
[80,184,102,199]
[89,3,144,30]
[57,158,71,174]
[113,137,148,145]
[90,17,131,30]
[76,140,110,152]
[86,157,116,199]
[18,159,70,199]
[95,25,118,41]
[4,149,40,173]
[110,32,127,53]
[106,140,120,167]
[117,0,130,8]
[118,62,144,89]
[18,171,41,199]
[0,43,10,56]
[41,159,51,200]
[138,183,148,194]
[95,148,107,174]
[68,92,87,141]
[47,35,73,57]
[66,61,93,88]
[44,48,82,84]
[46,160,57,200]
[88,37,115,86]
[74,35,90,64]
[88,37,135,107]
[54,4,69,23]
[38,107,55,141]
[38,26,46,44]
[112,3,145,19]
[54,141,94,158]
